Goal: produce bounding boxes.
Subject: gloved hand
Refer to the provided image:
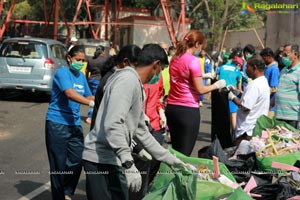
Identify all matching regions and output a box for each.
[159,108,167,128]
[213,79,226,89]
[124,164,142,192]
[137,149,152,161]
[202,73,214,79]
[227,85,242,96]
[89,100,95,107]
[228,91,236,100]
[163,153,187,169]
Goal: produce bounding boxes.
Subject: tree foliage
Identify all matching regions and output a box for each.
[187,0,266,50]
[2,0,266,49]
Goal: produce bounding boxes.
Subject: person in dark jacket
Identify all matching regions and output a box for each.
[85,45,107,124]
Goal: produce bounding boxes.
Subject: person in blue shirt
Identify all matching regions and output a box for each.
[45,46,94,200]
[260,47,280,118]
[216,55,242,134]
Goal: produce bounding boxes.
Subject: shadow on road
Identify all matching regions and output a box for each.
[0,89,50,103]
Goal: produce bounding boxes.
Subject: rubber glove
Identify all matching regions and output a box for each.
[227,85,242,96]
[137,149,152,161]
[163,153,187,169]
[213,79,226,89]
[159,108,167,128]
[228,91,236,100]
[124,164,142,192]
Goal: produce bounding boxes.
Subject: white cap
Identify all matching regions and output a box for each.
[70,37,78,42]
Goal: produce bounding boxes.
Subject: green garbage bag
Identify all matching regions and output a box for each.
[143,166,197,200]
[144,147,237,200]
[253,115,300,171]
[223,187,254,200]
[253,115,297,137]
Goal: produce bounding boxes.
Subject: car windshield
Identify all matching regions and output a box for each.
[0,41,47,59]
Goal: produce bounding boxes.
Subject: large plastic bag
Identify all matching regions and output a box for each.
[144,147,238,200]
[143,166,197,200]
[198,138,257,183]
[252,115,300,171]
[215,187,254,200]
[253,115,297,137]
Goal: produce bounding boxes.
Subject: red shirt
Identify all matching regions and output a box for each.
[143,75,164,131]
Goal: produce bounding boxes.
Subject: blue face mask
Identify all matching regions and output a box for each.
[70,60,84,71]
[148,73,160,84]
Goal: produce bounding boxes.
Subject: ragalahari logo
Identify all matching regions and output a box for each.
[240,2,255,16]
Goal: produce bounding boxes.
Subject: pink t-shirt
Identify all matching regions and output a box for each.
[167,52,202,107]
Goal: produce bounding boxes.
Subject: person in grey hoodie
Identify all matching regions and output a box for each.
[82,44,186,200]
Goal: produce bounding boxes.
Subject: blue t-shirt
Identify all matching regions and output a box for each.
[46,67,92,125]
[216,63,242,87]
[216,63,242,113]
[264,62,280,111]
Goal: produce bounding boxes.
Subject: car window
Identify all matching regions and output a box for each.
[51,44,67,60]
[0,41,47,59]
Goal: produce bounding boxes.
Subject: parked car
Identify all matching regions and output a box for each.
[0,37,68,93]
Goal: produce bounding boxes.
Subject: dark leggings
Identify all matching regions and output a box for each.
[165,104,200,156]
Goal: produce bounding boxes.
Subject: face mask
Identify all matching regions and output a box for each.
[170,52,175,56]
[194,50,201,57]
[221,50,226,55]
[70,60,84,71]
[282,56,292,67]
[148,73,160,84]
[245,54,253,60]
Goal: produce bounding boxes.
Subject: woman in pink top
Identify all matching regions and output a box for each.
[165,30,226,156]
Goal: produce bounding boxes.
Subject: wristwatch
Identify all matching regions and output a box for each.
[122,160,134,169]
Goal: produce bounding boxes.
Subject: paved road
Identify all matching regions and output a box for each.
[0,90,212,200]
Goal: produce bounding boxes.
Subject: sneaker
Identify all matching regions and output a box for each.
[85,117,91,124]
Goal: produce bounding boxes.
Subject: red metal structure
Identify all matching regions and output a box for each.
[0,0,186,47]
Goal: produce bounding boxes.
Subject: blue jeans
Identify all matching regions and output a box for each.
[45,120,84,200]
[88,79,100,118]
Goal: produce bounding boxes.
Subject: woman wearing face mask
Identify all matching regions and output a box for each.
[165,30,226,156]
[45,45,94,200]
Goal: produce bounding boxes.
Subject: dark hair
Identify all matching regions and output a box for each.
[274,47,285,71]
[101,55,117,77]
[116,44,141,66]
[260,47,274,57]
[137,43,169,67]
[67,45,85,65]
[230,47,243,59]
[243,44,256,55]
[93,45,105,58]
[176,30,206,56]
[284,44,299,53]
[247,57,265,71]
[168,45,175,51]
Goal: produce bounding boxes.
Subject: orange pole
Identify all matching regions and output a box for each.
[68,0,83,42]
[0,0,17,38]
[53,0,59,40]
[160,0,177,47]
